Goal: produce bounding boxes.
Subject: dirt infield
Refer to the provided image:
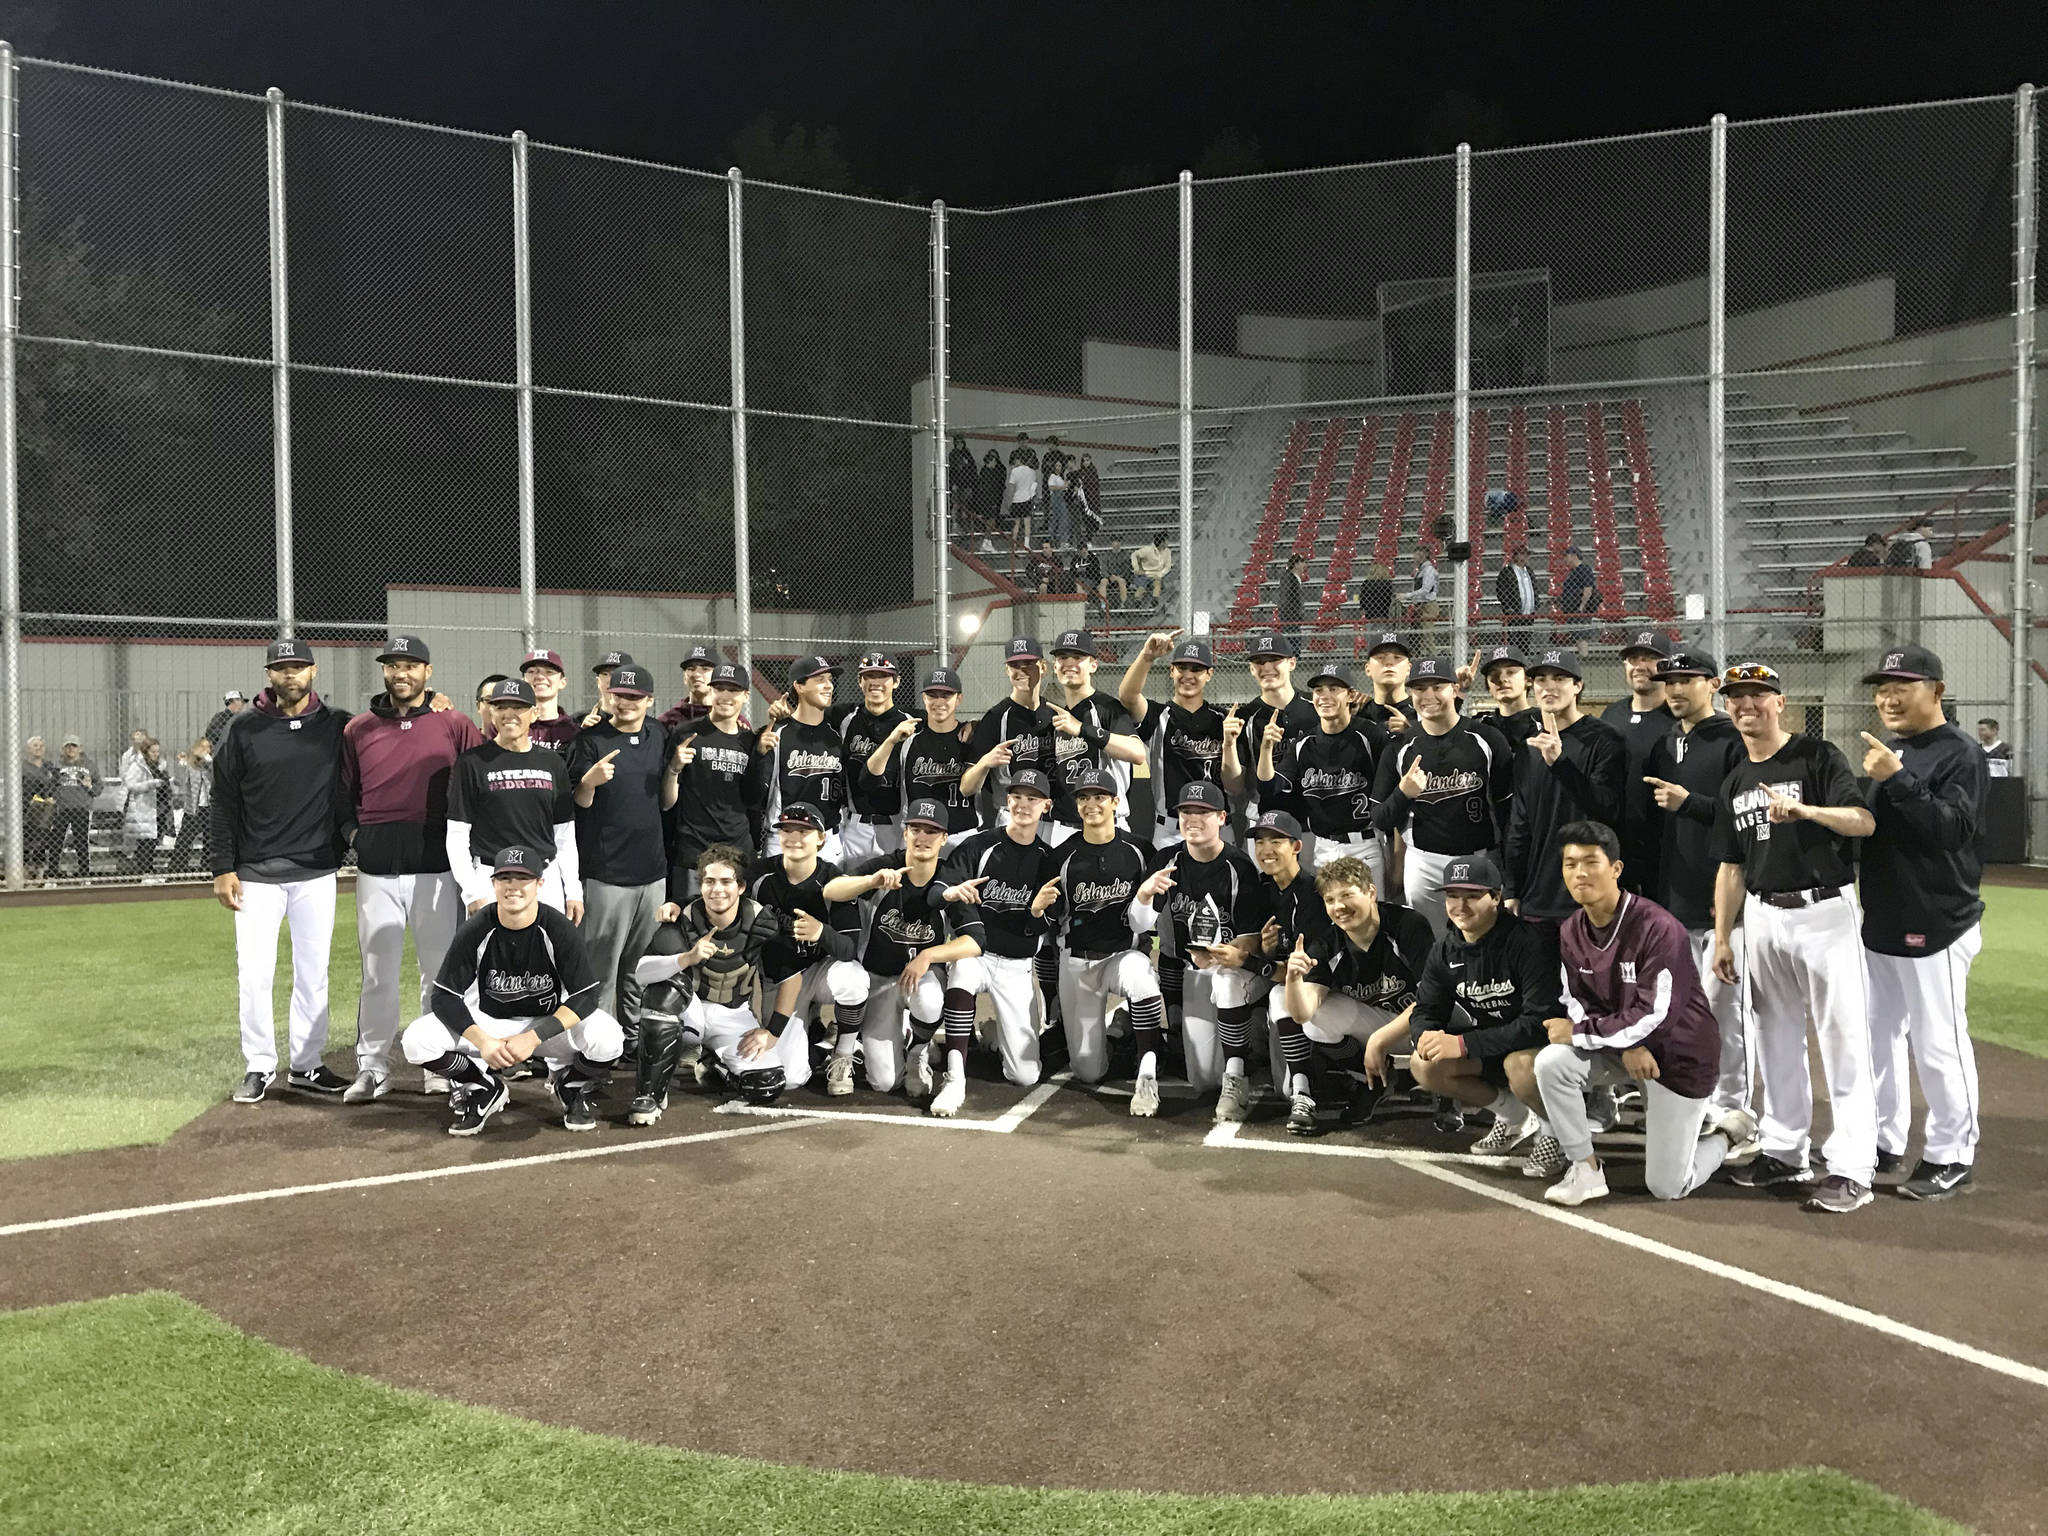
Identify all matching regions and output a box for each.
[4,1048,2046,1534]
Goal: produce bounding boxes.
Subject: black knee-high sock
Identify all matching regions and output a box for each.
[1159,954,1185,1031]
[1216,1003,1254,1058]
[427,1051,493,1089]
[942,987,977,1063]
[833,994,868,1044]
[1276,1019,1313,1090]
[1035,945,1063,1024]
[1128,994,1165,1064]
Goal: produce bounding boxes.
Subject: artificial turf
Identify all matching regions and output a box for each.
[0,1292,1963,1536]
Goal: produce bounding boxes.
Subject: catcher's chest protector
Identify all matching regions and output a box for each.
[692,897,765,1007]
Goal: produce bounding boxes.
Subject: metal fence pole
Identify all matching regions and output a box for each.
[511,130,538,650]
[265,87,293,637]
[1177,169,1194,634]
[1452,143,1472,662]
[1707,113,1728,663]
[931,200,950,662]
[728,168,751,682]
[0,45,21,890]
[2011,85,2038,801]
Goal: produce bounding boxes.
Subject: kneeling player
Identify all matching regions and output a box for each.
[1536,822,1757,1205]
[821,799,986,1100]
[752,803,864,1093]
[627,843,790,1123]
[400,844,622,1136]
[1361,853,1559,1172]
[1245,809,1336,1105]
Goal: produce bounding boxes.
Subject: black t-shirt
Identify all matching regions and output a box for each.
[941,828,1059,959]
[846,856,985,974]
[1710,735,1862,894]
[1145,841,1269,959]
[767,716,848,829]
[1303,903,1435,1017]
[565,719,672,887]
[1371,718,1512,855]
[750,858,860,982]
[1045,830,1153,954]
[1262,868,1334,953]
[894,720,980,833]
[433,904,598,1024]
[1489,707,1542,751]
[448,741,576,864]
[1273,721,1388,838]
[833,701,913,818]
[1136,700,1229,817]
[668,719,770,875]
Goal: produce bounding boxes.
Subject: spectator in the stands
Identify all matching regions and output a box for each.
[169,735,213,871]
[1558,546,1598,643]
[22,735,57,879]
[1845,532,1886,568]
[51,735,97,877]
[1888,518,1934,570]
[1496,546,1537,635]
[1026,541,1066,595]
[1406,551,1442,644]
[1132,534,1173,610]
[947,434,976,529]
[1275,552,1308,647]
[1010,432,1040,471]
[1484,488,1518,527]
[1076,454,1104,540]
[1087,541,1129,609]
[975,448,1007,537]
[1977,718,2012,776]
[1042,439,1073,550]
[1072,543,1104,607]
[120,733,170,875]
[1356,560,1396,624]
[203,689,247,749]
[1006,438,1041,545]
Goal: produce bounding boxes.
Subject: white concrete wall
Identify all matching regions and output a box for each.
[1081,338,1304,409]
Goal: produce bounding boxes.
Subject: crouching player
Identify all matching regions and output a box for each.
[1535,821,1756,1205]
[821,799,986,1102]
[1276,854,1434,1135]
[1360,852,1560,1173]
[401,844,623,1136]
[627,843,792,1122]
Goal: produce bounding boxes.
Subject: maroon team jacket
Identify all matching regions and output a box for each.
[1556,890,1719,1100]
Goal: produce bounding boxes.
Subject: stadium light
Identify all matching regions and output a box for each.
[959,612,981,637]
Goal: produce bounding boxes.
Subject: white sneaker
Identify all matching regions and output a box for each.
[930,1071,966,1119]
[906,1042,934,1101]
[341,1069,389,1104]
[1130,1069,1160,1118]
[1546,1160,1609,1207]
[1213,1069,1251,1124]
[422,1071,452,1097]
[1712,1107,1761,1166]
[825,1054,856,1097]
[1470,1112,1536,1155]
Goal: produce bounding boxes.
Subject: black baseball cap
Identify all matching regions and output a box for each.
[521,648,566,675]
[1245,631,1296,660]
[904,798,950,831]
[1527,647,1584,681]
[1170,638,1215,669]
[789,655,840,682]
[606,665,652,698]
[1407,656,1458,685]
[491,844,542,879]
[1004,636,1045,664]
[775,802,828,832]
[1051,629,1097,657]
[855,650,900,676]
[1862,643,1944,685]
[1307,664,1354,690]
[1440,853,1502,893]
[1006,768,1053,799]
[1069,766,1118,797]
[1655,649,1720,681]
[1478,644,1528,676]
[1721,661,1784,695]
[1251,808,1304,841]
[921,667,962,695]
[1365,631,1410,658]
[679,642,717,669]
[592,649,635,674]
[1619,630,1669,660]
[486,677,537,707]
[1175,781,1228,813]
[265,637,313,667]
[377,634,429,664]
[709,663,748,690]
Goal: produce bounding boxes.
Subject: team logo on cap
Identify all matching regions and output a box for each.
[1543,650,1563,665]
[499,848,529,867]
[1449,862,1470,883]
[603,652,625,666]
[1634,632,1656,648]
[1884,652,1904,671]
[388,637,411,652]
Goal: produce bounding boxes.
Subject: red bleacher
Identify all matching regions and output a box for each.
[1315,416,1380,635]
[1620,401,1676,622]
[1225,420,1311,629]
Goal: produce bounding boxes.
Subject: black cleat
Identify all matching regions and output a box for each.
[1898,1161,1974,1201]
[447,1076,510,1137]
[1432,1097,1466,1134]
[232,1070,274,1104]
[556,1079,599,1133]
[1730,1153,1816,1189]
[1875,1147,1906,1176]
[1285,1093,1319,1136]
[287,1064,350,1096]
[626,1093,667,1127]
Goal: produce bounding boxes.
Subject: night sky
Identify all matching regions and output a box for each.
[10,1,2039,204]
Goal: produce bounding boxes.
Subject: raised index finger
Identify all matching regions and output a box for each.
[1859,731,1884,748]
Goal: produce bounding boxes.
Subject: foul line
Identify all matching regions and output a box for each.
[714,1072,1072,1135]
[1211,1126,2048,1393]
[0,1121,809,1239]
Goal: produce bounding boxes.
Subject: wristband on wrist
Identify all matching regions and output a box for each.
[766,1010,791,1039]
[532,1018,567,1044]
[1083,723,1108,748]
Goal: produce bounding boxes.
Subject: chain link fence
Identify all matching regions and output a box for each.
[0,51,2040,885]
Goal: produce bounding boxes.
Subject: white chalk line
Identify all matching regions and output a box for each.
[0,1120,809,1239]
[1211,1124,2048,1393]
[712,1072,1072,1135]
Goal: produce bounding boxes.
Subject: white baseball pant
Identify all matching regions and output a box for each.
[1298,991,1400,1048]
[1178,962,1271,1093]
[779,959,868,1089]
[235,872,338,1076]
[949,952,1044,1086]
[354,870,463,1079]
[1688,924,1752,1117]
[1536,1043,1726,1200]
[400,1002,623,1069]
[851,966,946,1092]
[1866,925,1982,1167]
[685,996,810,1085]
[839,818,904,864]
[1403,844,1491,939]
[1305,829,1385,893]
[1057,949,1161,1083]
[1745,891,1877,1187]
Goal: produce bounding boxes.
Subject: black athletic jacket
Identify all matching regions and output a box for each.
[209,689,352,877]
[1502,714,1625,920]
[1859,723,1986,957]
[1409,908,1560,1061]
[1643,714,1744,930]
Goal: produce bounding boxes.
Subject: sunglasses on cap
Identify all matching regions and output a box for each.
[1722,664,1781,685]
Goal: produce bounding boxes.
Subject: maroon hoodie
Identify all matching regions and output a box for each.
[1556,890,1719,1099]
[340,691,486,875]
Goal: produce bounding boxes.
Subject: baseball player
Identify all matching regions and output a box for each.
[337,634,484,1102]
[1641,647,1753,1134]
[520,648,581,750]
[1045,628,1147,835]
[1129,781,1272,1117]
[212,637,353,1104]
[1711,661,1879,1215]
[833,651,913,864]
[446,678,581,918]
[1359,631,1419,734]
[1360,853,1562,1173]
[1501,648,1625,938]
[868,667,979,835]
[472,675,508,735]
[962,637,1062,829]
[1259,663,1391,883]
[1476,644,1542,751]
[1537,820,1754,1205]
[666,662,772,895]
[1371,655,1513,937]
[938,769,1063,1109]
[758,656,851,861]
[1243,808,1335,1097]
[1119,631,1230,849]
[1857,643,1987,1201]
[1600,629,1678,896]
[750,802,862,1094]
[584,649,636,728]
[1278,854,1435,1136]
[400,843,623,1135]
[659,641,722,730]
[1222,631,1318,823]
[1040,767,1164,1087]
[627,842,791,1124]
[820,799,987,1098]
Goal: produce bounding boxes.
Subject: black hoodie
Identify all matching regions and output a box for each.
[210,688,352,879]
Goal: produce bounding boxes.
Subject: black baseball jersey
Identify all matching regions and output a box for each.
[1271,721,1389,839]
[941,828,1059,959]
[1643,714,1744,930]
[1238,693,1320,807]
[1263,869,1335,952]
[1409,907,1559,1060]
[1302,902,1436,1016]
[968,696,1060,801]
[1711,735,1862,894]
[1501,714,1626,920]
[448,741,576,864]
[1602,698,1679,895]
[668,719,771,881]
[671,897,786,1008]
[844,856,985,974]
[1371,718,1513,855]
[1146,841,1269,960]
[1044,830,1153,954]
[751,858,860,982]
[432,904,598,1027]
[1045,689,1136,824]
[1359,696,1419,732]
[765,716,848,830]
[893,721,980,833]
[565,719,672,887]
[1858,723,1987,956]
[1135,700,1229,816]
[832,701,912,818]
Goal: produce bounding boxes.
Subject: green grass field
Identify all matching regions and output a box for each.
[0,1292,1960,1536]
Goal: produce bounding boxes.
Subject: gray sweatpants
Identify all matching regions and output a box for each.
[1536,1043,1727,1201]
[580,878,666,1024]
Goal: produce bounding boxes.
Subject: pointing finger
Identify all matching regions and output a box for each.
[1859,731,1884,748]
